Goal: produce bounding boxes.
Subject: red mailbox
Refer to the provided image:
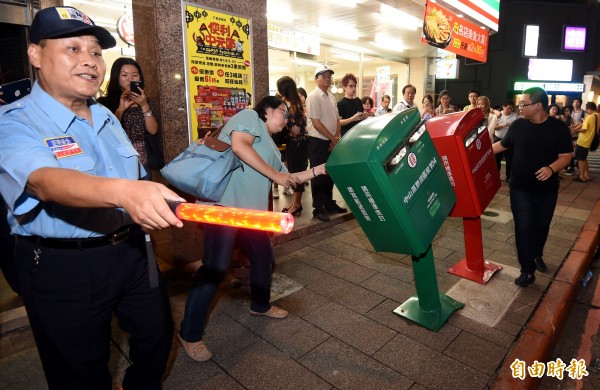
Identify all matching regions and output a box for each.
[426,110,502,284]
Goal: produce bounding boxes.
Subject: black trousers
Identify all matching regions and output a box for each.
[15,226,173,390]
[308,137,335,210]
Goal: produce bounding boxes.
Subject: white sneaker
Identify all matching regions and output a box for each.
[284,188,294,196]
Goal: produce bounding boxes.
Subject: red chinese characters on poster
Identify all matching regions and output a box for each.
[421,1,489,63]
[183,3,253,139]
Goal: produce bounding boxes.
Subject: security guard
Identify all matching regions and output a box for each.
[0,7,184,390]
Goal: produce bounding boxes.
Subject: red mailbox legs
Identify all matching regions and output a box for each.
[448,216,502,284]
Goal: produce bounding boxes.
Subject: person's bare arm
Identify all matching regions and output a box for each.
[290,163,327,183]
[536,153,572,181]
[492,140,507,154]
[339,112,363,127]
[27,168,184,230]
[230,131,299,188]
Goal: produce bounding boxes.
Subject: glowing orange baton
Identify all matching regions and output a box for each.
[168,201,294,234]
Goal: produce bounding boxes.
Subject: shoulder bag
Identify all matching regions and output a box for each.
[160,126,242,202]
[145,133,165,170]
[590,114,600,152]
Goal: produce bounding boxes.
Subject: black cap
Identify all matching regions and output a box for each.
[315,65,334,78]
[30,6,116,49]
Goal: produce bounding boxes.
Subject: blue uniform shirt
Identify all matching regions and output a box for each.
[0,82,142,238]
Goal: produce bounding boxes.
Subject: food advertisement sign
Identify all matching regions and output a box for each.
[182,3,253,140]
[421,1,489,63]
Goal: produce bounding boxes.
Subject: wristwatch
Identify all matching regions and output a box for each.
[143,110,152,117]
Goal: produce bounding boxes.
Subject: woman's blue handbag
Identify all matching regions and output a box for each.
[161,128,242,202]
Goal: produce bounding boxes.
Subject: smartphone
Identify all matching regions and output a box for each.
[0,78,32,104]
[130,80,143,95]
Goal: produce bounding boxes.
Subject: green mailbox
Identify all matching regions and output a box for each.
[327,108,455,255]
[327,108,463,331]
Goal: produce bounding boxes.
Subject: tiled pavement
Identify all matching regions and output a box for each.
[1,169,599,389]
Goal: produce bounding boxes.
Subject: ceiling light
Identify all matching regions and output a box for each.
[330,0,358,7]
[293,58,322,67]
[379,4,421,30]
[373,33,404,52]
[319,18,359,40]
[266,4,293,22]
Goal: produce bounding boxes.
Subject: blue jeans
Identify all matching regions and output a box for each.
[509,188,557,274]
[179,224,274,342]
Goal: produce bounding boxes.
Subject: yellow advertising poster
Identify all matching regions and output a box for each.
[182,3,253,140]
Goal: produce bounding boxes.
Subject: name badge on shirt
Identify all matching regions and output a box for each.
[45,136,83,158]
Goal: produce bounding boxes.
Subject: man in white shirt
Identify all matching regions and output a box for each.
[495,100,518,181]
[392,84,416,112]
[306,66,345,222]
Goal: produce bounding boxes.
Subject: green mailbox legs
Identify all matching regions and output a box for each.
[393,245,464,331]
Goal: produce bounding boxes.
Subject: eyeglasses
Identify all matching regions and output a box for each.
[519,101,537,109]
[345,84,357,88]
[277,107,289,119]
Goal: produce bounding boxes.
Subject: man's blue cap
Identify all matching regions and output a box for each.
[30,6,116,49]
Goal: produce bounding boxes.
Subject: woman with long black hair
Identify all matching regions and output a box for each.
[98,58,160,179]
[277,76,308,216]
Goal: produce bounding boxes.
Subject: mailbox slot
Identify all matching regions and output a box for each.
[385,121,426,175]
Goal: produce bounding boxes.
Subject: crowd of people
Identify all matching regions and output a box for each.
[1,5,600,390]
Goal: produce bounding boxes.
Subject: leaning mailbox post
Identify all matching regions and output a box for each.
[327,108,463,331]
[426,110,502,284]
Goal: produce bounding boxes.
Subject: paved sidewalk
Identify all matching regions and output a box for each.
[1,174,599,389]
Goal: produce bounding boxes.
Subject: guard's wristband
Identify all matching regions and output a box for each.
[312,167,317,178]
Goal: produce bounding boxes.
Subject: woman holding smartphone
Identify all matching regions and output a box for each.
[98,58,159,179]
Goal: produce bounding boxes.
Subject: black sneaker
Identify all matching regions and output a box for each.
[515,272,536,287]
[312,208,330,222]
[326,203,347,214]
[534,257,547,273]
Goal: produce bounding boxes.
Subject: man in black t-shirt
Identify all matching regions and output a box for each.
[337,73,365,137]
[493,87,572,287]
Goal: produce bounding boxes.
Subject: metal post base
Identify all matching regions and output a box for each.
[448,258,503,284]
[393,294,464,332]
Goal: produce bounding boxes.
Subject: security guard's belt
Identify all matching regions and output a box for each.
[18,225,132,250]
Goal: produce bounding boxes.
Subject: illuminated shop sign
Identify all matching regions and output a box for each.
[514,82,584,93]
[422,1,489,63]
[267,25,320,56]
[528,59,573,82]
[438,0,500,32]
[563,26,586,51]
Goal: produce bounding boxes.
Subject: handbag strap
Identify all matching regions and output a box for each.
[204,125,225,140]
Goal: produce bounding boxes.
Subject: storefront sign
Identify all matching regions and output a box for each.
[267,25,320,55]
[514,82,584,93]
[438,0,500,32]
[182,3,253,140]
[421,1,489,63]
